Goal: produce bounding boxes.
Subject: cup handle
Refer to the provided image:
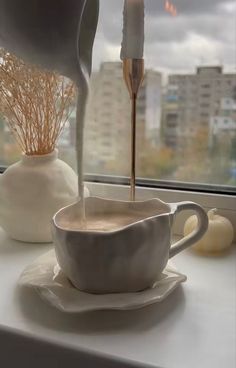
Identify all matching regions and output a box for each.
[169,201,208,258]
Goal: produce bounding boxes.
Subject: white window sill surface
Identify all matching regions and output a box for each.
[0,224,235,368]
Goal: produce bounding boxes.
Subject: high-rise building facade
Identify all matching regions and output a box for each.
[163,66,236,150]
[139,70,162,146]
[84,62,130,167]
[83,62,162,172]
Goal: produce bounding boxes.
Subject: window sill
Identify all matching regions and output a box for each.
[85,174,236,195]
[1,166,236,234]
[0,228,235,368]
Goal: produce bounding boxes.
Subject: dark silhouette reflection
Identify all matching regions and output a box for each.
[0,0,99,79]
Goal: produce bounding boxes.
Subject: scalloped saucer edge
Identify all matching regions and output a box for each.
[18,250,187,313]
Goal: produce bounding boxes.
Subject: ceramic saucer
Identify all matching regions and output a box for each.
[18,250,187,313]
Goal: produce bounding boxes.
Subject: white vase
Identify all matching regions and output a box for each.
[0,149,88,243]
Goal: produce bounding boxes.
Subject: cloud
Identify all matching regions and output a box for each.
[146,0,224,15]
[99,0,227,17]
[146,34,222,73]
[92,0,235,75]
[146,13,234,44]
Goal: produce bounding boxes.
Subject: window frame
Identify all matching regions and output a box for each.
[84,173,236,196]
[1,165,236,196]
[1,167,235,238]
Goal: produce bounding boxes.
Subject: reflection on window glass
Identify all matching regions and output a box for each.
[0,0,236,188]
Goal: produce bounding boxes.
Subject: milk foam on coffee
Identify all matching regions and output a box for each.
[60,212,148,231]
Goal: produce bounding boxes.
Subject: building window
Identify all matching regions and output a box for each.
[200,94,211,98]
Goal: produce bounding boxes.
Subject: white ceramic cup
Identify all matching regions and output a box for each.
[52,197,208,294]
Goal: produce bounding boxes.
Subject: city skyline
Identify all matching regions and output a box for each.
[163,65,236,150]
[1,59,236,186]
[63,61,236,179]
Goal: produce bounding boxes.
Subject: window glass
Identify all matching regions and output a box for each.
[1,0,236,190]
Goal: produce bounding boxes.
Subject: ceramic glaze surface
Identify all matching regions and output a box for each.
[18,249,187,313]
[0,150,89,243]
[52,197,208,293]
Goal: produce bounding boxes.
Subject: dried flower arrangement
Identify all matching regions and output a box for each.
[0,48,76,155]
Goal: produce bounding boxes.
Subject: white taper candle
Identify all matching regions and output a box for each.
[120,0,144,60]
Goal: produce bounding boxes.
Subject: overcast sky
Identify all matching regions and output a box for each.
[92,0,236,76]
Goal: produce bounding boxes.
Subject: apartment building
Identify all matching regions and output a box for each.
[163,66,236,150]
[139,70,162,146]
[84,62,129,167]
[209,97,236,147]
[83,62,162,171]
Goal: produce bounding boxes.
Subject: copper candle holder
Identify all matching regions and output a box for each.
[123,58,144,201]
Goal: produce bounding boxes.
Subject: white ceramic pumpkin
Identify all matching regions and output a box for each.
[184,208,234,254]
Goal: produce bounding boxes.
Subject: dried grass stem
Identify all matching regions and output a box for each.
[0,49,76,155]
